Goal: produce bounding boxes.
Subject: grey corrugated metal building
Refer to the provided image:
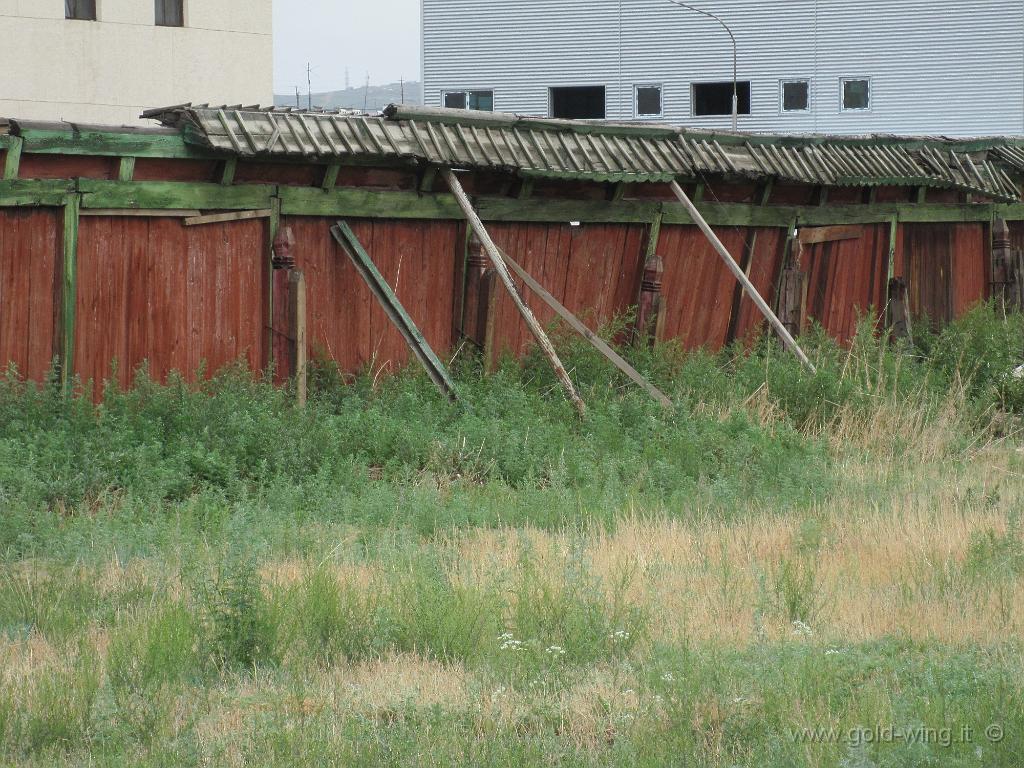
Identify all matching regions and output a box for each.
[421,0,1024,136]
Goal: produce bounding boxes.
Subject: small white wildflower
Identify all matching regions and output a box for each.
[824,647,844,656]
[661,672,675,683]
[791,620,813,638]
[500,634,524,651]
[733,696,746,704]
[545,645,566,656]
[609,629,632,643]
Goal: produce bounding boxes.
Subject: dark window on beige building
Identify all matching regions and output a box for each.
[65,0,96,20]
[156,0,184,27]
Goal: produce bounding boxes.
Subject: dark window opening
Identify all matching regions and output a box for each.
[65,0,96,20]
[842,79,871,110]
[442,91,493,111]
[636,85,663,117]
[468,91,493,111]
[782,81,809,112]
[156,0,184,27]
[444,92,467,109]
[692,81,751,117]
[550,86,606,120]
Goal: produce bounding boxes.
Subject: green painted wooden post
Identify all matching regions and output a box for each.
[60,195,80,393]
[644,208,664,260]
[220,158,238,186]
[321,163,341,190]
[3,137,23,180]
[886,215,899,284]
[267,195,281,373]
[117,156,136,182]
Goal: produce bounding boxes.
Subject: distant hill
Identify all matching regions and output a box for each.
[273,81,422,113]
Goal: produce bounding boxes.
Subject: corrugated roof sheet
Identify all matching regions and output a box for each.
[144,104,1024,203]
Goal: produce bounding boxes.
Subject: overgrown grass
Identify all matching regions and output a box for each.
[0,303,1023,766]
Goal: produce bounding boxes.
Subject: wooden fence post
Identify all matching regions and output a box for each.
[289,270,307,407]
[887,277,912,342]
[635,253,665,347]
[992,218,1024,312]
[59,194,80,393]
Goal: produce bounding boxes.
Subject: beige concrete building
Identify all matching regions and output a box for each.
[0,1,272,125]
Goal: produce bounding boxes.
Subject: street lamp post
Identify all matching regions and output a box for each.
[662,0,739,131]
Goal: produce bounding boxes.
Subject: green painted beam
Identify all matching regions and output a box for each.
[60,195,80,392]
[0,177,1019,226]
[3,136,23,180]
[78,179,275,210]
[14,126,218,160]
[280,186,463,219]
[117,156,136,182]
[0,179,74,206]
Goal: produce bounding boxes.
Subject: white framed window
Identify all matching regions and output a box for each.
[441,91,494,112]
[634,84,663,118]
[780,80,810,113]
[841,77,871,111]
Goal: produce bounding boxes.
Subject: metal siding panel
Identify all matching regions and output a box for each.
[423,0,1024,136]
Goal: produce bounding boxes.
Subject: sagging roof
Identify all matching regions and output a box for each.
[143,104,1024,203]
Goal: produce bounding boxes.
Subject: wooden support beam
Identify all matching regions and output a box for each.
[482,270,501,374]
[184,209,273,226]
[500,249,672,408]
[887,278,912,341]
[220,157,237,186]
[331,221,459,401]
[418,166,438,194]
[59,195,80,392]
[644,209,664,259]
[117,156,136,182]
[289,270,308,407]
[3,137,23,180]
[817,186,829,206]
[517,178,534,200]
[797,225,864,246]
[81,208,201,218]
[321,163,340,191]
[443,168,586,417]
[916,186,928,204]
[669,180,815,372]
[886,215,899,284]
[0,179,75,206]
[78,180,275,211]
[692,183,705,203]
[267,197,281,371]
[608,182,626,202]
[0,177,1014,227]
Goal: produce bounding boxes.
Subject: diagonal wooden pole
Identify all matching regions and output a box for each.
[499,248,673,409]
[443,168,587,417]
[668,180,816,372]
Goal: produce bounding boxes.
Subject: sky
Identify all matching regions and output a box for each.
[273,0,422,95]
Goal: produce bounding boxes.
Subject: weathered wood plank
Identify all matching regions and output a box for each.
[184,209,273,226]
[15,126,218,159]
[0,179,74,206]
[3,137,24,180]
[501,249,672,408]
[81,208,201,218]
[117,156,136,182]
[797,225,864,245]
[78,180,275,211]
[60,195,80,392]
